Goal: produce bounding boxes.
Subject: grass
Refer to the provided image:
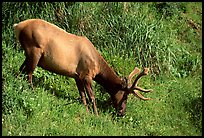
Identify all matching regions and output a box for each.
[2,68,202,136]
[2,2,202,136]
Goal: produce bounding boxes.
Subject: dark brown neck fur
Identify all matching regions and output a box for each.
[93,56,123,95]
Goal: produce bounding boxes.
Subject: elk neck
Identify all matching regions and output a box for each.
[93,56,123,95]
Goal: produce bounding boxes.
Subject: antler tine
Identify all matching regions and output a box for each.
[128,67,141,86]
[128,67,153,100]
[135,86,153,93]
[128,68,149,92]
[132,90,151,100]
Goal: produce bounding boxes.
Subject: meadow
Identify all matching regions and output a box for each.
[2,2,202,136]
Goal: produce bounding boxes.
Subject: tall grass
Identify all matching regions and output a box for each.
[2,2,202,136]
[2,2,202,76]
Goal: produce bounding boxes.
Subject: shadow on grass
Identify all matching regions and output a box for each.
[32,76,80,102]
[32,76,115,115]
[184,97,202,132]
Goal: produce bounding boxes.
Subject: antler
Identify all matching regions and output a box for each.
[127,67,141,87]
[132,90,151,100]
[128,67,153,100]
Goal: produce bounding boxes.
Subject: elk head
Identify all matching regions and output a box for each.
[112,67,153,116]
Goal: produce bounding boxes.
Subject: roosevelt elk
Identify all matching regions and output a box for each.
[13,19,152,116]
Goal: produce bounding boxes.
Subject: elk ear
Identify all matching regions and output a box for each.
[121,77,128,89]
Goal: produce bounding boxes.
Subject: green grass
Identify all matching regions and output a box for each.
[2,66,202,136]
[2,2,202,136]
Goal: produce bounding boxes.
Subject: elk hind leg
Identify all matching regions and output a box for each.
[23,48,42,88]
[16,59,27,78]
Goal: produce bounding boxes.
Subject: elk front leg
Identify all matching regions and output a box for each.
[83,77,98,116]
[75,78,89,113]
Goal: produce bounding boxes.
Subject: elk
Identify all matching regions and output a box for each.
[13,19,153,116]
